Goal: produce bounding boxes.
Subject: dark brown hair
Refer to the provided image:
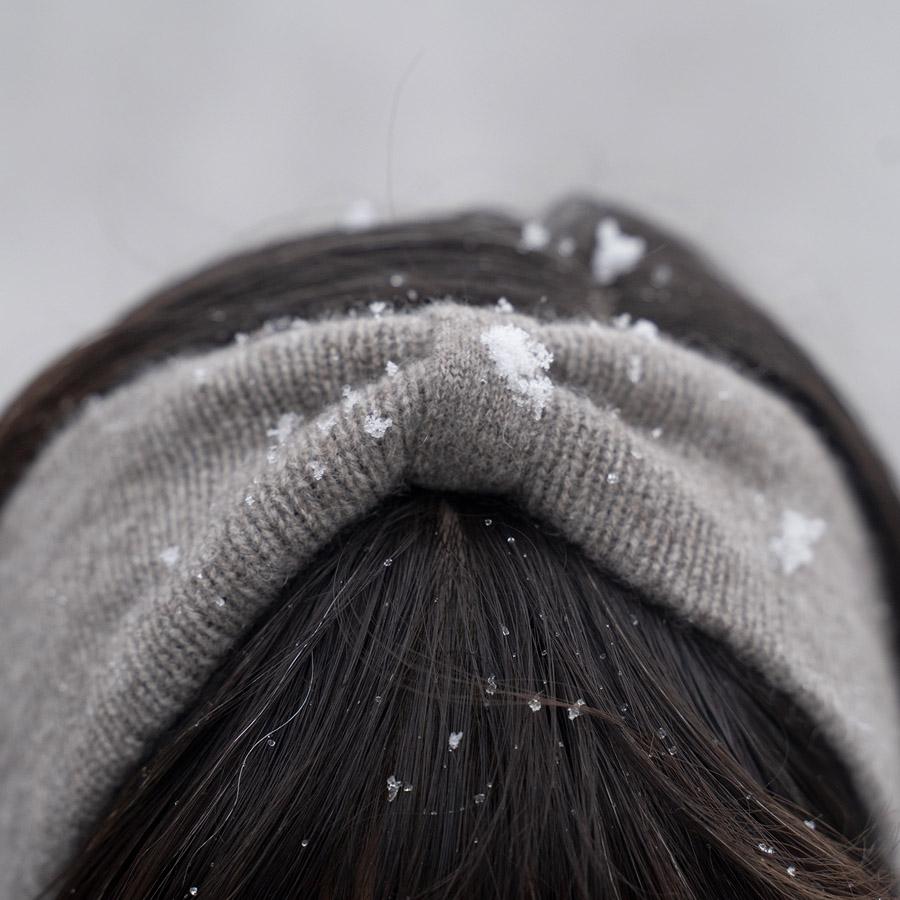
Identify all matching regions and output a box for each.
[3,198,898,898]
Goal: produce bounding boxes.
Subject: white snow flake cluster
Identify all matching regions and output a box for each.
[363,410,393,439]
[307,460,327,481]
[159,545,180,569]
[448,731,464,751]
[386,774,402,802]
[266,412,302,463]
[519,220,550,251]
[591,217,646,285]
[612,313,659,341]
[769,508,827,575]
[479,323,554,421]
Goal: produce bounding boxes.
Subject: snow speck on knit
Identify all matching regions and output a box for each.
[341,385,360,410]
[363,411,393,439]
[385,360,400,377]
[267,412,301,447]
[591,218,646,285]
[307,460,327,481]
[626,354,643,384]
[479,323,554,420]
[770,509,827,575]
[316,412,338,434]
[267,412,303,463]
[496,296,514,314]
[158,546,180,569]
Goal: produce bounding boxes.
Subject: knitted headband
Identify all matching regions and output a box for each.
[0,298,898,895]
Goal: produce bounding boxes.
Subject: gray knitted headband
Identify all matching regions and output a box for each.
[0,298,898,896]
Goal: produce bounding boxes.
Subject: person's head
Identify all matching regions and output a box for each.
[1,198,898,899]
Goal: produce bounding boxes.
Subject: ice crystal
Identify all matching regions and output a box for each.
[307,460,327,481]
[363,411,393,438]
[448,731,464,751]
[387,774,402,802]
[159,546,180,569]
[528,696,542,713]
[567,698,586,720]
[385,360,399,377]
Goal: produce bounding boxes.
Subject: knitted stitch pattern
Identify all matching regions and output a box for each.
[0,300,897,895]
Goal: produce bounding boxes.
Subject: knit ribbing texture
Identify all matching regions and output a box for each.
[0,300,897,895]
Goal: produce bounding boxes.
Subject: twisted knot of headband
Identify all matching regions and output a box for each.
[0,299,897,894]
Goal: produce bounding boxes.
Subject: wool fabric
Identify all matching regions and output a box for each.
[0,299,898,895]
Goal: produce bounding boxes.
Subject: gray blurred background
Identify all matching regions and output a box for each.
[2,1,898,471]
